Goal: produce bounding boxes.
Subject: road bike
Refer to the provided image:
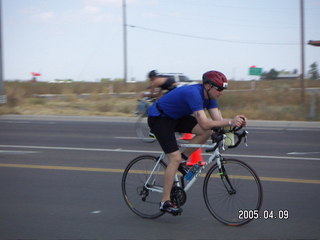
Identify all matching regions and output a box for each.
[121,126,263,226]
[134,97,156,143]
[134,97,183,143]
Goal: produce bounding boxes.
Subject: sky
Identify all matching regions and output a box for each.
[2,0,320,82]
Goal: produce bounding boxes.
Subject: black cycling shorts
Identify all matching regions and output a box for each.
[148,115,198,154]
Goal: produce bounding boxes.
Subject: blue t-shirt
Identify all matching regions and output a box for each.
[148,84,218,120]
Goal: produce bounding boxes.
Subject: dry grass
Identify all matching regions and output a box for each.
[1,79,319,121]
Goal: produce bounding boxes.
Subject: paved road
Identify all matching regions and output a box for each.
[0,116,320,240]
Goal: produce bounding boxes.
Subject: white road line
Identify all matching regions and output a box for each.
[1,144,320,161]
[247,127,320,131]
[0,150,38,154]
[115,136,140,139]
[287,152,320,155]
[224,153,320,161]
[0,144,160,154]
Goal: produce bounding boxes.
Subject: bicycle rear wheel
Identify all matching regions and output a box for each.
[135,116,156,143]
[203,158,263,226]
[122,155,166,219]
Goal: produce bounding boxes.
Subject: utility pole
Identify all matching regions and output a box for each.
[0,0,6,104]
[300,0,305,102]
[122,0,127,83]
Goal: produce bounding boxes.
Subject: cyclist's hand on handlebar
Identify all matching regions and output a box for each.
[239,115,247,127]
[231,115,247,128]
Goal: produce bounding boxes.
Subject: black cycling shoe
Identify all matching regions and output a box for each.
[160,200,183,216]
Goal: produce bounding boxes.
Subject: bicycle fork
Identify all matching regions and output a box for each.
[217,157,236,195]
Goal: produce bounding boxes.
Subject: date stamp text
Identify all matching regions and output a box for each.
[238,209,289,220]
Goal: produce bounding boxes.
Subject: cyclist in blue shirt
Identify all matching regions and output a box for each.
[148,70,247,215]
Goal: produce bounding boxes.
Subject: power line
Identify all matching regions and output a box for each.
[128,24,302,46]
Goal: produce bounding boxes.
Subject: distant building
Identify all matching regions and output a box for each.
[276,74,300,79]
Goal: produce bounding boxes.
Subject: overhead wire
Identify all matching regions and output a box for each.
[127,0,319,46]
[127,24,304,46]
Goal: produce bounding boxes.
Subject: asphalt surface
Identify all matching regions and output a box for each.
[0,115,320,240]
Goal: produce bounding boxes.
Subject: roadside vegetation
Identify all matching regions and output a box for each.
[1,79,319,121]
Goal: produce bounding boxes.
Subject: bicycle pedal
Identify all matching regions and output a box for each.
[169,208,183,216]
[160,206,183,216]
[171,211,182,216]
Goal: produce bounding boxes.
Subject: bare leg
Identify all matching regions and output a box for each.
[161,150,181,202]
[161,124,211,202]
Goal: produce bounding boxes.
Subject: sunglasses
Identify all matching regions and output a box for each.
[210,82,228,92]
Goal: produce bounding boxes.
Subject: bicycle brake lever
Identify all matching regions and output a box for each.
[222,138,226,151]
[244,131,248,147]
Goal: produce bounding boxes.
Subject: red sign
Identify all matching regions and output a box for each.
[308,40,320,47]
[31,72,41,76]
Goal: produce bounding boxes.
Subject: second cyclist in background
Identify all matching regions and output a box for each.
[140,70,179,99]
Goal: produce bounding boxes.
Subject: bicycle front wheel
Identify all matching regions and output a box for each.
[135,116,155,143]
[122,155,166,219]
[203,158,263,226]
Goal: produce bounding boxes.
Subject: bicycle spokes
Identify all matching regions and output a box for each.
[203,159,263,226]
[122,155,166,219]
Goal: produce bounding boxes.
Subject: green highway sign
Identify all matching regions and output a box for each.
[249,67,263,76]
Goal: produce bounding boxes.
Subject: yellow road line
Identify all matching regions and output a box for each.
[0,163,319,184]
[0,163,123,173]
[259,176,320,184]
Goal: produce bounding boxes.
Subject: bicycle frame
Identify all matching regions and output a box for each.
[144,141,224,193]
[122,127,262,225]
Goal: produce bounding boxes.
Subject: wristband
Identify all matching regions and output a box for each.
[228,120,232,126]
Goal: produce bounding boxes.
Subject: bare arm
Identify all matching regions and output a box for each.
[194,110,230,130]
[194,109,247,130]
[208,108,223,121]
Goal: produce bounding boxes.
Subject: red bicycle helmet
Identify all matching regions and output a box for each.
[202,71,228,91]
